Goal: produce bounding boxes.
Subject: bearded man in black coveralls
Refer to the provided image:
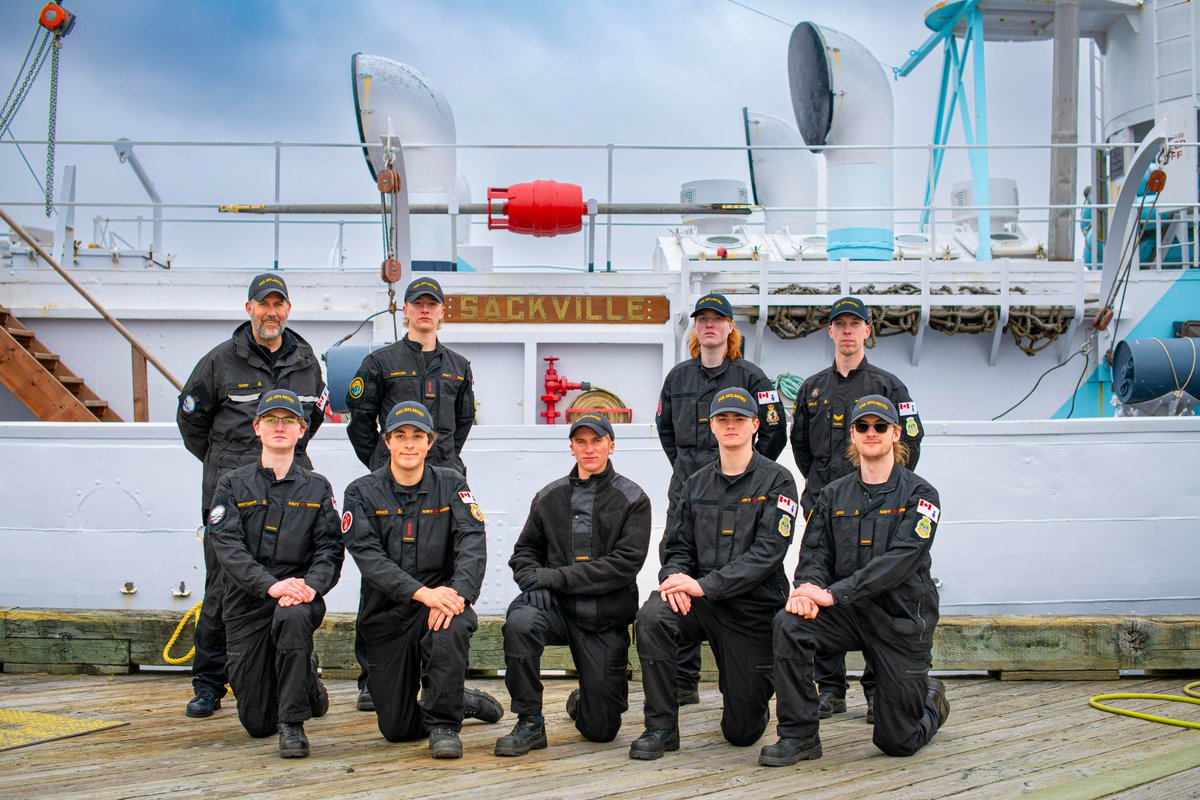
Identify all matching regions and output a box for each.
[760,395,949,767]
[790,295,924,723]
[177,273,328,719]
[630,388,799,760]
[206,389,343,758]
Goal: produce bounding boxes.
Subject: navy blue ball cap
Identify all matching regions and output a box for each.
[828,296,869,323]
[691,292,733,318]
[248,272,290,303]
[385,401,434,433]
[709,387,757,418]
[568,412,615,440]
[256,389,303,418]
[405,277,445,303]
[850,395,899,426]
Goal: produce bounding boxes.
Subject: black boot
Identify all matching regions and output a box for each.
[759,735,822,767]
[494,715,548,756]
[308,652,329,718]
[628,728,680,760]
[675,687,700,706]
[817,691,846,719]
[185,690,221,718]
[356,687,374,712]
[927,677,950,729]
[429,726,463,759]
[278,722,310,758]
[566,688,580,720]
[463,687,504,724]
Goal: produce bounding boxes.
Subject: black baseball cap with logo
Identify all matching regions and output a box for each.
[248,273,290,303]
[385,401,434,433]
[828,296,869,323]
[709,387,757,418]
[691,292,733,318]
[256,389,303,418]
[569,412,615,440]
[405,277,445,303]
[849,394,899,426]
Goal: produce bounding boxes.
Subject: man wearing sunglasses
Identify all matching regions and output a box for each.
[760,395,948,766]
[177,273,329,720]
[789,295,923,723]
[206,390,344,758]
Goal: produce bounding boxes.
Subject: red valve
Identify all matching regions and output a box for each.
[488,180,586,237]
[541,356,591,425]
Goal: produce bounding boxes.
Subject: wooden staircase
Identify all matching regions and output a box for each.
[0,306,123,421]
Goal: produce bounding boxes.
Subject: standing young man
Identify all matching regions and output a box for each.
[345,276,476,710]
[495,413,651,756]
[655,292,787,704]
[630,389,799,760]
[789,295,924,722]
[761,395,948,766]
[207,389,343,758]
[342,402,502,759]
[177,273,328,719]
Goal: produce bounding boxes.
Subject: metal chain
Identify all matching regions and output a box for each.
[0,29,51,136]
[44,38,61,216]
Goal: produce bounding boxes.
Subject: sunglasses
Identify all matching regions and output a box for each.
[261,415,301,427]
[853,421,891,434]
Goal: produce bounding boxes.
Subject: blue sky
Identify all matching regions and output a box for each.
[0,1,1077,269]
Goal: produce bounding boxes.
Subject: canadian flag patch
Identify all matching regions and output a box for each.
[916,498,940,523]
[458,490,477,505]
[898,402,916,416]
[776,494,798,517]
[757,390,780,404]
[317,386,330,411]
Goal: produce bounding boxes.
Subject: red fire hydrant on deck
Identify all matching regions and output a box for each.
[542,356,591,425]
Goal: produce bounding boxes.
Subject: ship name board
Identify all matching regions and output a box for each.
[445,295,668,324]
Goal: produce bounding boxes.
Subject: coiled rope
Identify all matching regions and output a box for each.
[1090,682,1200,729]
[162,601,202,665]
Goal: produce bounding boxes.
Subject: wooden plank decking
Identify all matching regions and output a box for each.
[0,672,1197,799]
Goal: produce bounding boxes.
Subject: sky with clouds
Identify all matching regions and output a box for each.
[0,0,1091,270]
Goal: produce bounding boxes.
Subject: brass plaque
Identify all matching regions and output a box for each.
[444,295,669,324]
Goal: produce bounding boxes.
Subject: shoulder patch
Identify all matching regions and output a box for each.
[208,505,225,525]
[181,395,196,415]
[470,503,484,522]
[757,389,780,404]
[916,498,940,523]
[905,417,919,437]
[778,515,792,537]
[776,495,798,517]
[916,517,932,539]
[457,490,478,505]
[317,386,329,411]
[348,377,365,399]
[897,401,916,416]
[341,510,354,534]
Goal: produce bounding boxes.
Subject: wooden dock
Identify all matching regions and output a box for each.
[1,671,1198,799]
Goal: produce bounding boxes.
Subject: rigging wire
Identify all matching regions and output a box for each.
[723,0,792,28]
[991,341,1090,421]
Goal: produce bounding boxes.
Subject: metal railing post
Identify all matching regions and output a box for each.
[273,141,282,270]
[605,143,614,272]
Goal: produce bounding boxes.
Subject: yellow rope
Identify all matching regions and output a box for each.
[1089,681,1200,729]
[162,601,202,665]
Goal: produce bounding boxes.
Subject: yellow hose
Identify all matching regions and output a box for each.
[1089,681,1200,729]
[568,388,632,423]
[162,601,202,665]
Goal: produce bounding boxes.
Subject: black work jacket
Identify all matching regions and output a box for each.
[177,323,326,513]
[797,463,941,641]
[345,336,475,472]
[510,462,651,631]
[208,461,344,633]
[661,452,799,620]
[656,356,787,482]
[789,355,922,513]
[342,465,487,638]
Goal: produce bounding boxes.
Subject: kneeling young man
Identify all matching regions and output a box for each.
[630,388,799,760]
[207,389,344,758]
[342,402,502,759]
[496,413,651,756]
[761,395,949,767]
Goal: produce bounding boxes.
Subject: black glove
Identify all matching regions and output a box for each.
[523,588,553,611]
[517,572,539,592]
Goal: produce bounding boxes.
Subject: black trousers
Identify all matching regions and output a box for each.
[634,593,774,747]
[364,606,478,742]
[192,531,228,698]
[225,599,324,738]
[502,595,630,743]
[773,604,941,757]
[814,651,876,701]
[663,468,702,694]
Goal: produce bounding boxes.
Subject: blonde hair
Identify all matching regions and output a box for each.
[845,436,910,468]
[687,321,743,360]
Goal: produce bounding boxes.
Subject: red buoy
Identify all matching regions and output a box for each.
[488,180,586,237]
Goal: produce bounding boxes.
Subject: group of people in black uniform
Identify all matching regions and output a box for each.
[177,273,949,767]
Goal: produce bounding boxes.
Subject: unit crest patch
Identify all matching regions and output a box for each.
[779,515,792,537]
[916,517,932,539]
[470,503,484,522]
[341,510,354,534]
[905,417,919,437]
[208,505,225,525]
[348,377,365,399]
[766,405,780,424]
[182,395,196,414]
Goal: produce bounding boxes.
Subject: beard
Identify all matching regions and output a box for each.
[253,318,286,341]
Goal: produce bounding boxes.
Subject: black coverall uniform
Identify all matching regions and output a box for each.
[773,464,943,757]
[505,462,651,742]
[345,335,475,473]
[655,356,787,692]
[207,462,344,738]
[177,322,327,700]
[343,465,487,742]
[789,354,923,701]
[635,453,798,746]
